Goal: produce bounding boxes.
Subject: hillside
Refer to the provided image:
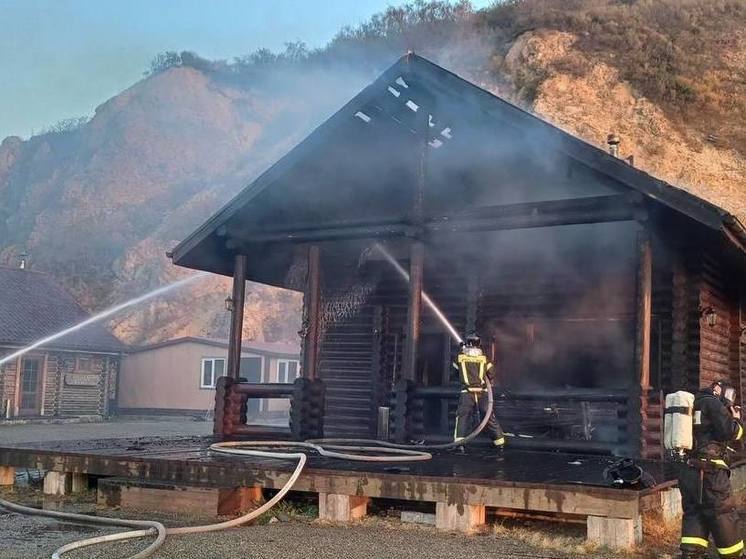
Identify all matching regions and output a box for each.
[0,0,744,346]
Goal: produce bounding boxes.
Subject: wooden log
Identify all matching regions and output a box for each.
[587,515,642,549]
[318,493,369,522]
[402,241,424,381]
[0,465,15,486]
[629,233,653,458]
[435,501,486,534]
[302,245,321,381]
[226,195,636,244]
[227,254,248,380]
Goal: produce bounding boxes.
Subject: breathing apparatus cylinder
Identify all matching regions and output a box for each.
[664,391,695,456]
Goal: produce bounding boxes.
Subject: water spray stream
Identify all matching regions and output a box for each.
[373,243,463,344]
[0,272,209,367]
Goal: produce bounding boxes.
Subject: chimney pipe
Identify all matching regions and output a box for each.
[607,134,621,158]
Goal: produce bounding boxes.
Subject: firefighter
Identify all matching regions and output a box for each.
[452,333,505,449]
[679,380,744,558]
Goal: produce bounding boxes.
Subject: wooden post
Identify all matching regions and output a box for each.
[587,515,642,549]
[0,466,15,486]
[227,254,248,380]
[302,245,321,380]
[402,241,424,381]
[435,502,486,533]
[318,493,369,522]
[44,471,72,496]
[630,233,653,457]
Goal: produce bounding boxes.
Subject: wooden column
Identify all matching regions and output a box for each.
[630,233,652,457]
[402,241,424,381]
[302,245,321,380]
[227,254,248,380]
[401,106,428,383]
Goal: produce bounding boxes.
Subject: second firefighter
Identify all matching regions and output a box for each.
[453,333,505,448]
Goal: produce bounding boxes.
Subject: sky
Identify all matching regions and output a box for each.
[0,0,493,140]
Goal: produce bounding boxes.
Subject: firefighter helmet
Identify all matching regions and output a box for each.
[712,380,737,407]
[462,333,481,349]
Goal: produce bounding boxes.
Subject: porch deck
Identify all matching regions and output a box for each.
[0,435,677,519]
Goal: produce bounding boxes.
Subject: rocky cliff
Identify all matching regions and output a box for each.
[1,1,743,346]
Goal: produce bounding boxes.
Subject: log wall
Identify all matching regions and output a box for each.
[0,350,119,419]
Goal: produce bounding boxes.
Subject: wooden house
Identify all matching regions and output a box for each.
[170,54,746,458]
[0,266,127,419]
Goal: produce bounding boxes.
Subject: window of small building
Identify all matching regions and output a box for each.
[200,358,225,389]
[277,360,300,384]
[76,356,93,372]
[239,356,263,383]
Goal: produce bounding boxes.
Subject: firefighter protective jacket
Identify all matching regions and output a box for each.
[453,353,494,392]
[693,389,744,463]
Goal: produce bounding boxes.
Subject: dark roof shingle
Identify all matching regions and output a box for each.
[0,267,127,353]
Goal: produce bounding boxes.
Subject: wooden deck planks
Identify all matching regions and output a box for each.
[0,437,677,519]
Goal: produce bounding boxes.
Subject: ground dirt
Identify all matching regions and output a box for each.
[0,415,212,445]
[0,487,642,559]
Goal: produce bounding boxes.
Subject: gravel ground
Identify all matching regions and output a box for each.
[0,496,615,559]
[0,416,212,444]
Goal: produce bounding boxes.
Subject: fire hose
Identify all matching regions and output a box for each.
[0,384,493,559]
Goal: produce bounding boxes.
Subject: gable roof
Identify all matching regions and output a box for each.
[0,267,127,354]
[128,336,299,357]
[171,53,746,280]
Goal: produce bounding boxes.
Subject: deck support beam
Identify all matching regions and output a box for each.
[302,245,321,380]
[435,502,486,533]
[43,471,68,496]
[0,465,15,486]
[227,254,248,380]
[318,493,369,522]
[587,515,642,549]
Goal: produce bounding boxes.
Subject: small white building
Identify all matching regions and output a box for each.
[117,337,300,419]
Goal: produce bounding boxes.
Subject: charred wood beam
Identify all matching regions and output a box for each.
[224,194,640,246]
[427,194,642,234]
[414,385,630,403]
[224,223,417,246]
[227,254,248,380]
[231,383,295,396]
[402,241,424,382]
[629,233,653,458]
[302,245,321,381]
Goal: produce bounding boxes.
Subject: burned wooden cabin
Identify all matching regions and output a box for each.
[171,54,746,459]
